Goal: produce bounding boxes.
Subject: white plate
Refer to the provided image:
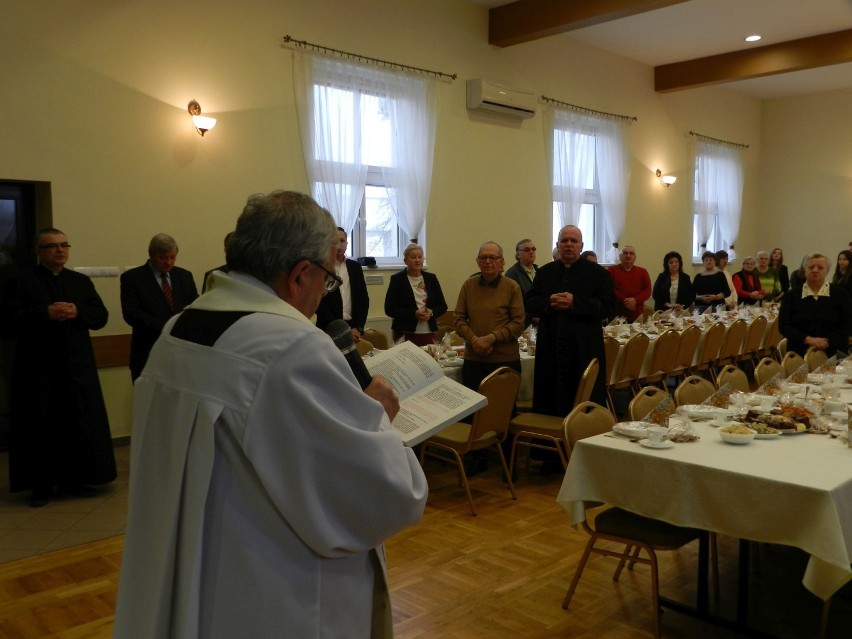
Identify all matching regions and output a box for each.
[754,432,782,439]
[677,405,735,420]
[612,421,655,439]
[639,439,674,449]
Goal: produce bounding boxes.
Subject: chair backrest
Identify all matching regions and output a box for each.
[718,319,748,361]
[782,351,805,377]
[695,322,725,367]
[628,386,669,421]
[674,375,716,406]
[672,324,702,371]
[355,338,375,357]
[716,365,750,393]
[612,332,650,383]
[363,328,389,350]
[741,315,768,356]
[645,329,679,376]
[805,346,828,372]
[573,358,600,406]
[470,367,521,443]
[760,316,780,351]
[563,401,616,453]
[755,357,782,387]
[604,336,620,385]
[777,337,787,358]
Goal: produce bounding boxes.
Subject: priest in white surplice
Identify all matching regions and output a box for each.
[114,191,428,638]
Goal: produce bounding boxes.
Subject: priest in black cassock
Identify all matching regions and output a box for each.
[525,225,616,417]
[0,228,116,507]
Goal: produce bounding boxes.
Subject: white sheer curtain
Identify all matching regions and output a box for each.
[596,118,630,262]
[546,109,595,227]
[293,52,367,235]
[293,51,437,242]
[381,74,436,243]
[712,144,744,260]
[694,140,743,258]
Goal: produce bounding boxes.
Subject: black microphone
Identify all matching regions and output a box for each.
[327,319,373,389]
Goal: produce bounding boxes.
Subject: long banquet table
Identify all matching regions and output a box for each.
[556,392,852,603]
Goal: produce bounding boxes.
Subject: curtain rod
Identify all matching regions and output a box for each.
[689,130,749,149]
[283,36,457,81]
[541,96,637,122]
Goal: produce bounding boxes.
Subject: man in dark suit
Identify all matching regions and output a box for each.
[315,227,369,340]
[121,233,198,380]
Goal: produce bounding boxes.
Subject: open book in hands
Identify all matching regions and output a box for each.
[364,341,487,446]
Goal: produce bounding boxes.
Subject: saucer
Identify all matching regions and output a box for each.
[639,440,674,449]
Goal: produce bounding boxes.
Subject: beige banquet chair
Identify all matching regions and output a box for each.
[603,335,620,388]
[509,358,599,476]
[690,321,725,380]
[754,357,783,387]
[561,401,713,639]
[668,324,701,381]
[607,332,650,411]
[805,345,829,372]
[628,386,669,422]
[637,329,679,389]
[736,314,768,369]
[362,327,389,350]
[419,367,520,516]
[674,375,716,407]
[355,338,375,357]
[716,364,751,394]
[713,319,747,381]
[756,315,781,362]
[782,351,806,378]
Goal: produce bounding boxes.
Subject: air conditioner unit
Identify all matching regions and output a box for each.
[466,79,537,119]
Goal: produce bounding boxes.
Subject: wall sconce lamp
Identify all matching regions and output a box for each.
[187,100,217,137]
[656,169,676,187]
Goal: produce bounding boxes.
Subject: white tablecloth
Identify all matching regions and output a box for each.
[556,400,852,600]
[441,352,535,402]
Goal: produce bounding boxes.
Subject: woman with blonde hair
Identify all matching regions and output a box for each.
[384,243,447,345]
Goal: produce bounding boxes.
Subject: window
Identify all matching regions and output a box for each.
[548,111,628,263]
[691,140,744,261]
[295,53,437,264]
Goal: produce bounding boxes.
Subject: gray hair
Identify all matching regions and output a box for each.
[148,233,178,256]
[226,190,336,284]
[756,250,769,259]
[35,227,64,245]
[403,243,423,259]
[807,253,831,270]
[478,241,503,258]
[514,238,532,254]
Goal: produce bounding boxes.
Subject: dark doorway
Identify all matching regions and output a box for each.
[0,180,51,449]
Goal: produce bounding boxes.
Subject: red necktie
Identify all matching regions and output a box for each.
[161,272,174,309]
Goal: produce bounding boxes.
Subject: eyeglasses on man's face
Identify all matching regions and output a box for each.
[37,243,71,250]
[519,247,536,253]
[311,261,343,293]
[477,255,502,262]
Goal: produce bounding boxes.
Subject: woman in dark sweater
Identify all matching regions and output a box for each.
[384,243,447,346]
[692,251,730,313]
[651,250,694,311]
[780,253,852,357]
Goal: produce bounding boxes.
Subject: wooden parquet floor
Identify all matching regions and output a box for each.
[1,454,849,638]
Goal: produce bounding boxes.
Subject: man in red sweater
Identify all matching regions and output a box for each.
[607,245,651,322]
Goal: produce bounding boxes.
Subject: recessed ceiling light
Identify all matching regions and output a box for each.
[745,34,762,42]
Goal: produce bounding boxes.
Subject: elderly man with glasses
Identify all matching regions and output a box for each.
[505,238,540,327]
[0,228,116,507]
[115,191,427,638]
[454,241,525,393]
[314,226,370,342]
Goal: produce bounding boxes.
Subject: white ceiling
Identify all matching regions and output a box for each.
[468,0,852,99]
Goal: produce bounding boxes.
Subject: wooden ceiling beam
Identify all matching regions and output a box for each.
[489,0,692,48]
[655,29,852,92]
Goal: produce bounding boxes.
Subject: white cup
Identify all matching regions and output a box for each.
[647,426,668,446]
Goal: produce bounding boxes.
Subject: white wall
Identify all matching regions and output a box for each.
[0,0,776,434]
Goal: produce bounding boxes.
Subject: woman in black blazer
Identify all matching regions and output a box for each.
[384,244,447,346]
[651,250,694,311]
